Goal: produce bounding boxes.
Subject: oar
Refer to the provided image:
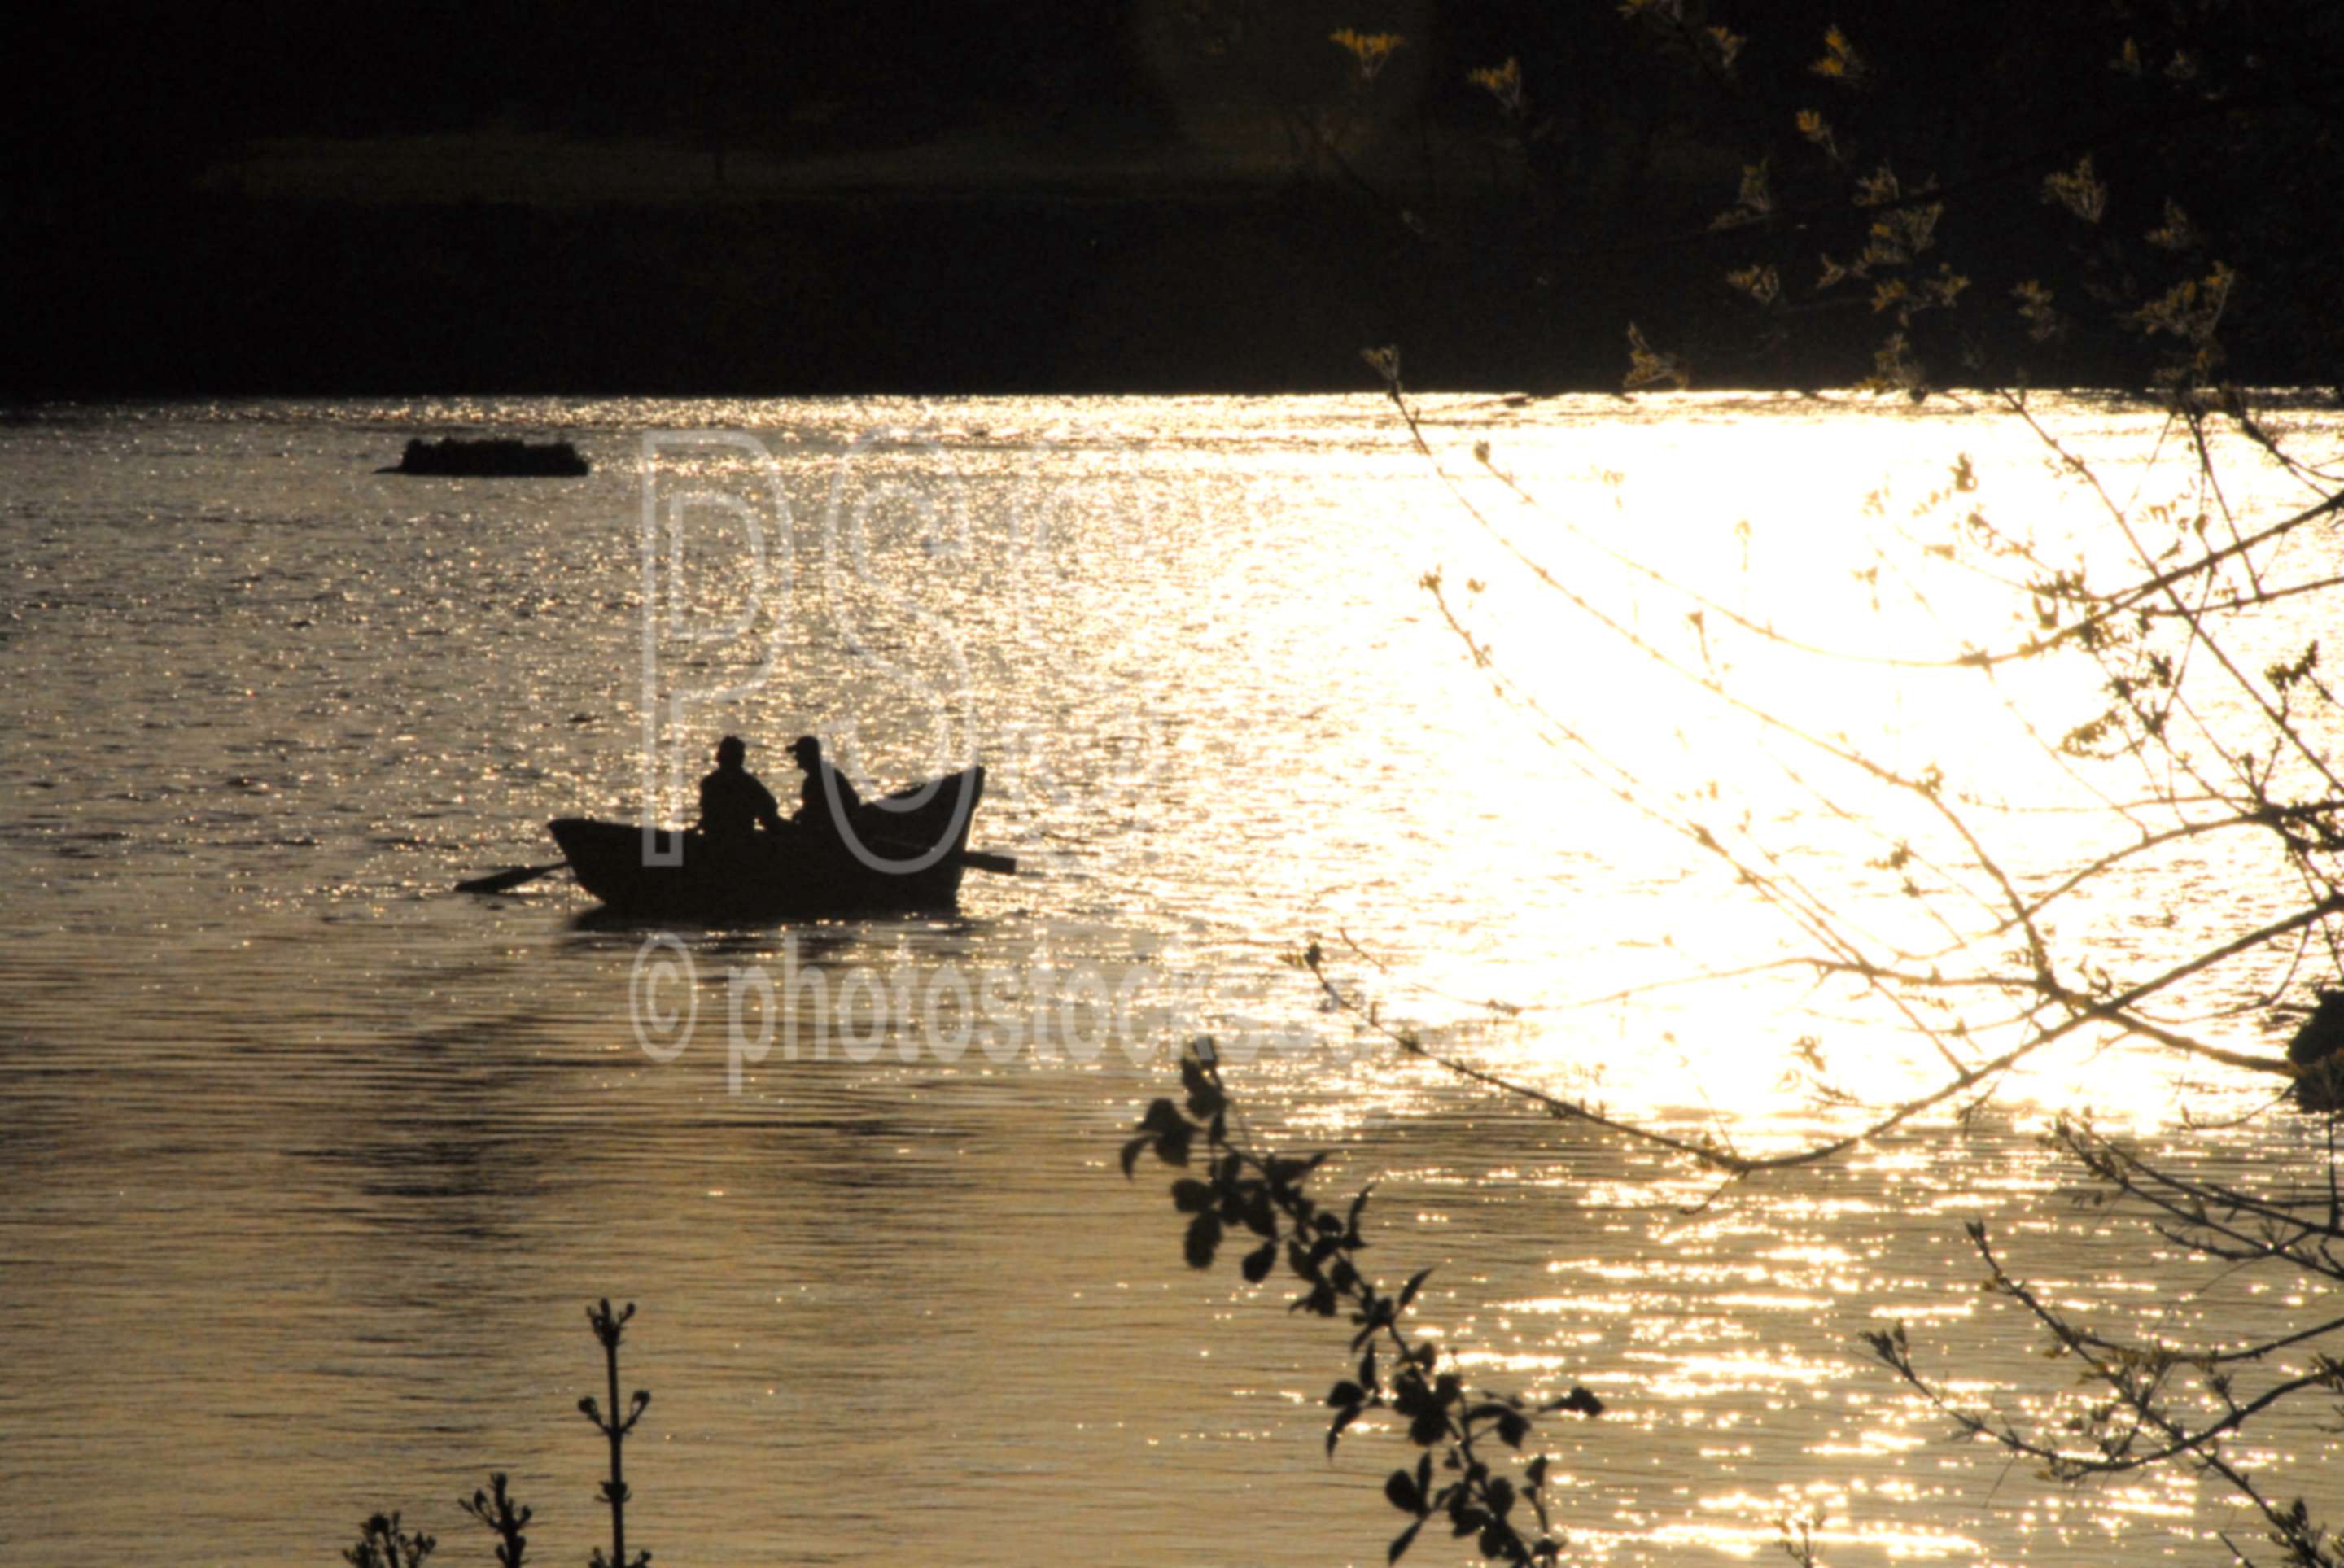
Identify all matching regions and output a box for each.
[455,861,568,894]
[958,849,1018,875]
[865,835,1019,875]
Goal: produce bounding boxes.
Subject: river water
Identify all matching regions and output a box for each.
[4,393,2339,1565]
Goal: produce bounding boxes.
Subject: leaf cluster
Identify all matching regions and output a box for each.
[1865,1118,2344,1564]
[1126,1042,1603,1565]
[343,1513,435,1568]
[458,1475,531,1568]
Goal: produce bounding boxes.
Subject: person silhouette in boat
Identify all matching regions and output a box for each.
[698,734,784,841]
[789,734,863,840]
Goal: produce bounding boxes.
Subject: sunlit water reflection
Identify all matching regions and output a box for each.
[3,395,2338,1564]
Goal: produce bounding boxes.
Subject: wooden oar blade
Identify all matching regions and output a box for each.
[456,861,567,894]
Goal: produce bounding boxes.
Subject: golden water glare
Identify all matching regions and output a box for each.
[2,394,2338,1563]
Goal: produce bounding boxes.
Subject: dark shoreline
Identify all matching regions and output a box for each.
[19,188,2312,403]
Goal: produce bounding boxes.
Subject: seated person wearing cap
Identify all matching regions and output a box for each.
[787,734,863,839]
[698,734,784,841]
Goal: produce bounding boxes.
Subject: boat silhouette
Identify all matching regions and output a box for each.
[549,767,995,919]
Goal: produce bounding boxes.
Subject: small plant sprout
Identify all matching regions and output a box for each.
[461,1471,533,1567]
[343,1511,435,1568]
[579,1298,653,1568]
[348,1304,650,1565]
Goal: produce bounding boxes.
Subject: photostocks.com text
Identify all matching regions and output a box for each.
[628,933,1333,1090]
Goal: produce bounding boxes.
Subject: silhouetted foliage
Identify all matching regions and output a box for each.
[342,1302,641,1566]
[1122,6,2344,1564]
[459,1474,532,1568]
[1865,1116,2344,1567]
[579,1299,652,1568]
[343,1512,435,1568]
[1181,0,2344,389]
[1125,1042,1602,1565]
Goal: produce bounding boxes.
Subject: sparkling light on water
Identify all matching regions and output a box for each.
[3,395,2338,1564]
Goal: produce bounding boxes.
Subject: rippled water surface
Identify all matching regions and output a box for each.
[5,395,2340,1565]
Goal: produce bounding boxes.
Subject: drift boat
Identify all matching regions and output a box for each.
[548,767,986,919]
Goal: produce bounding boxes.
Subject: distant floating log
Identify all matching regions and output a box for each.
[380,437,589,477]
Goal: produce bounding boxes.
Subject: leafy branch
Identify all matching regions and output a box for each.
[1122,1042,1603,1564]
[1865,1117,2344,1565]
